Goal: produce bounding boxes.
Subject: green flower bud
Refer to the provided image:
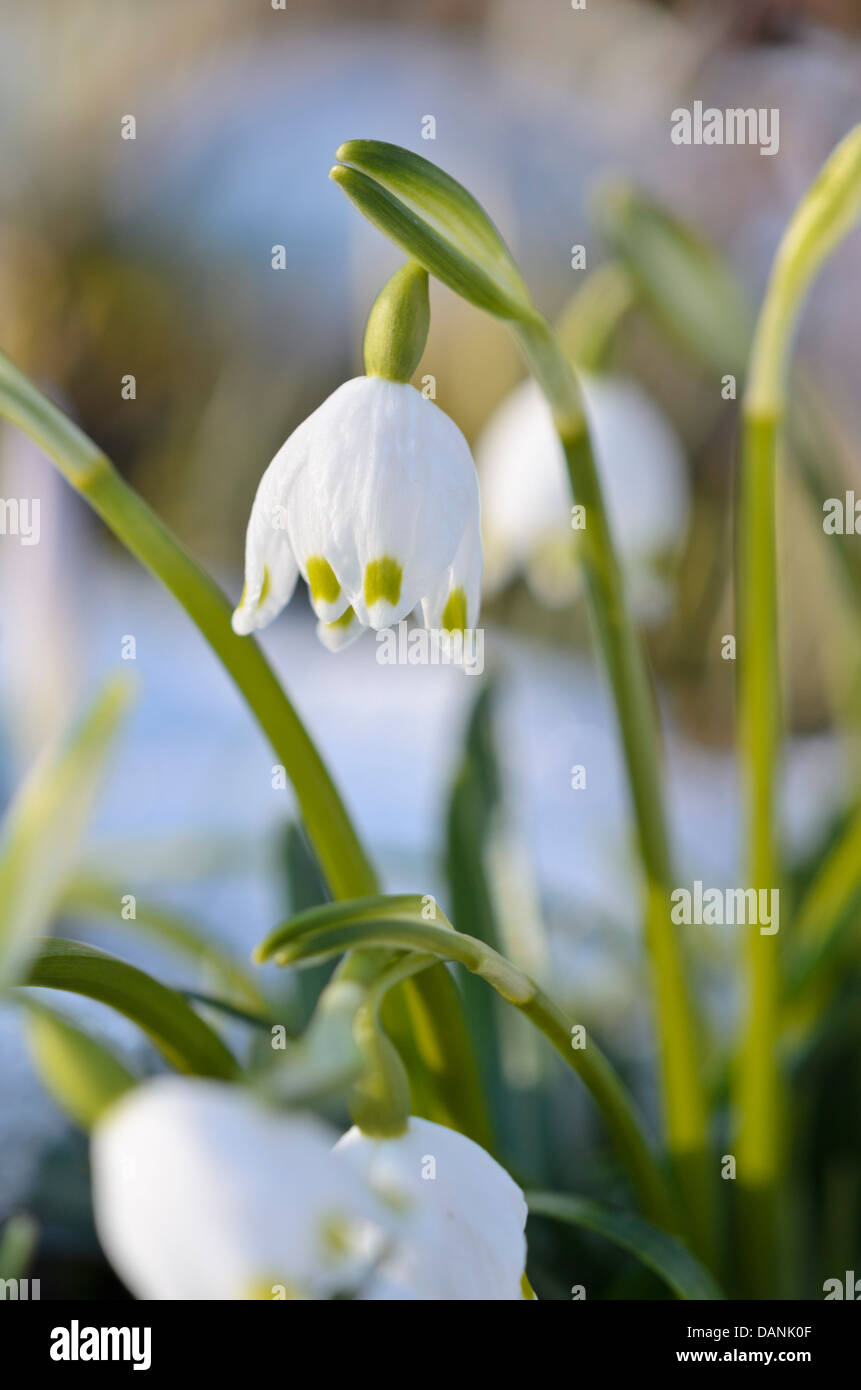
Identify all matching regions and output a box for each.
[363,260,430,382]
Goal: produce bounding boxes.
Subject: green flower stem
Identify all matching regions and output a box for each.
[512,313,711,1257]
[261,913,679,1230]
[786,805,861,1006]
[0,352,485,1135]
[735,124,861,1298]
[735,412,781,1297]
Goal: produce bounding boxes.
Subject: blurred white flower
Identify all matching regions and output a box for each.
[92,1077,528,1301]
[91,1078,390,1300]
[232,376,481,650]
[336,1116,528,1300]
[477,375,689,619]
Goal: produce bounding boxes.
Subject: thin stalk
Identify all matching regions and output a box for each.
[734,124,861,1298]
[264,914,679,1232]
[735,411,781,1296]
[512,314,712,1258]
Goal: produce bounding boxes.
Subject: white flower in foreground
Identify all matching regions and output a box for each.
[336,1116,528,1300]
[477,375,689,619]
[92,1078,390,1300]
[232,376,482,650]
[92,1077,529,1300]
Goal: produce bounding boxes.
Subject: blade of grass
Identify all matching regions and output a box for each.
[19,996,136,1129]
[527,1191,724,1300]
[0,677,132,991]
[22,938,238,1080]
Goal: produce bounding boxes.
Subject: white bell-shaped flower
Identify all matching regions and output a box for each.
[91,1077,530,1301]
[478,374,689,619]
[335,1116,529,1300]
[232,376,482,650]
[91,1077,392,1301]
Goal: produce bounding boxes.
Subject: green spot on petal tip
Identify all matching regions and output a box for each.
[441,586,468,633]
[307,556,341,604]
[364,556,402,609]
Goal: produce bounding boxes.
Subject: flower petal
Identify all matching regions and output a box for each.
[420,511,483,633]
[231,425,311,634]
[335,1117,528,1300]
[92,1078,391,1300]
[284,377,479,629]
[315,606,364,652]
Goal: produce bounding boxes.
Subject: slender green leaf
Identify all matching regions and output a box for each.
[0,1215,37,1281]
[0,677,132,990]
[281,821,335,1031]
[20,997,136,1129]
[527,1192,724,1300]
[23,939,237,1079]
[445,686,506,1142]
[61,873,265,1012]
[788,805,861,1000]
[595,182,752,377]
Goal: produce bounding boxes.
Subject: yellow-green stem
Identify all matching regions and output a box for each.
[735,411,781,1296]
[734,123,861,1297]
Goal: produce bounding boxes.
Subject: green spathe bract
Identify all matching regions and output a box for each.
[331,140,534,320]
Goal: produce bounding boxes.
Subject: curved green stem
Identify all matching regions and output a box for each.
[260,911,678,1231]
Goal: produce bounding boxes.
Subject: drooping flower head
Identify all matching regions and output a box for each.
[232,377,481,651]
[232,262,482,651]
[91,1077,530,1301]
